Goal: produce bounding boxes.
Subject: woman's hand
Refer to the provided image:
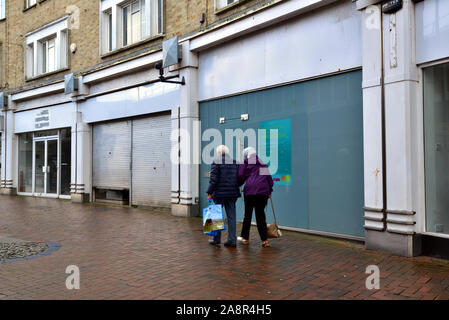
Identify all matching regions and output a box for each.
[268,194,272,199]
[207,194,213,200]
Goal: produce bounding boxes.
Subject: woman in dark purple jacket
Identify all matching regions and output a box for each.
[238,147,274,247]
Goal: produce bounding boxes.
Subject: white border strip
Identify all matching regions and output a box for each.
[189,0,339,52]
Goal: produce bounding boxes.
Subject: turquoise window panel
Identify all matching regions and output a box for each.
[200,70,364,237]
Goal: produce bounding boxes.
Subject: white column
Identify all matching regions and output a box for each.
[0,113,6,187]
[33,41,38,77]
[111,4,118,50]
[55,31,61,70]
[70,117,77,196]
[362,0,424,256]
[171,40,200,217]
[0,109,17,194]
[383,1,419,236]
[363,0,422,257]
[361,5,385,232]
[71,110,91,203]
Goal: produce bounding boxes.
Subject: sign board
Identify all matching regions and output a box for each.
[14,103,75,133]
[162,37,181,68]
[260,118,292,186]
[64,73,78,94]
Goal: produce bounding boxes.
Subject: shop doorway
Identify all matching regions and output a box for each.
[33,137,58,197]
[18,129,71,199]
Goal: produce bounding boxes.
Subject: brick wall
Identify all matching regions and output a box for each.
[0,0,280,92]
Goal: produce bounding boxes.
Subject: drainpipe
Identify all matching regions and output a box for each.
[380,9,388,231]
[178,106,181,204]
[2,109,6,189]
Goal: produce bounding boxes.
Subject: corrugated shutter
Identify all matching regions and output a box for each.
[93,121,131,189]
[131,114,171,208]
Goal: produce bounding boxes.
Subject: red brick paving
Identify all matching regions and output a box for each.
[0,195,449,300]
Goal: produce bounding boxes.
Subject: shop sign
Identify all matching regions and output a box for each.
[35,109,50,129]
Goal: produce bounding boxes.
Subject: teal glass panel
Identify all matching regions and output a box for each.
[200,70,364,237]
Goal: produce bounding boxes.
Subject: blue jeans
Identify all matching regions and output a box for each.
[213,198,237,245]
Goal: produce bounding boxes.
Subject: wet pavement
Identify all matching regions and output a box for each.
[0,195,448,300]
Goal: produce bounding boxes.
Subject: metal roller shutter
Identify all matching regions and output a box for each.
[131,114,171,208]
[93,121,131,189]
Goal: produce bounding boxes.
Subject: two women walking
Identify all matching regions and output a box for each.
[206,145,274,248]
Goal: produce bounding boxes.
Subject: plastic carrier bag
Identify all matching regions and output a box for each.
[203,199,226,236]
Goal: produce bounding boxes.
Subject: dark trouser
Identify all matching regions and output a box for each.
[241,195,268,242]
[213,197,237,245]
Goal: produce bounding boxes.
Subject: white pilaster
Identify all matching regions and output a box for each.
[383,0,419,236]
[0,113,5,186]
[0,109,17,193]
[71,111,91,203]
[361,5,385,231]
[364,0,422,257]
[171,40,200,217]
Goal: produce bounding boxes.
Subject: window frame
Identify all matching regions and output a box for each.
[215,0,248,13]
[100,0,164,55]
[0,0,6,20]
[25,17,70,80]
[25,0,37,10]
[215,0,237,11]
[41,36,57,74]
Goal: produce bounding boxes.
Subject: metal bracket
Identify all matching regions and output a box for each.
[155,62,185,85]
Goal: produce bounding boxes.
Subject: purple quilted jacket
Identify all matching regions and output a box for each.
[238,155,274,196]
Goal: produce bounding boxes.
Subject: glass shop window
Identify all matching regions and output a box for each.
[424,62,449,235]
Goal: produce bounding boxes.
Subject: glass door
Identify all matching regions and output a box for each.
[46,139,58,195]
[34,140,45,195]
[33,138,59,196]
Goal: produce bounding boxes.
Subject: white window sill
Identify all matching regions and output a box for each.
[25,67,70,82]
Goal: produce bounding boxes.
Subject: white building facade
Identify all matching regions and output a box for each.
[1,0,448,258]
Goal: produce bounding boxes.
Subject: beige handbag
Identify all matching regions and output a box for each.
[267,198,282,239]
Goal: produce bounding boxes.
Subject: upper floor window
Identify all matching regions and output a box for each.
[101,0,163,54]
[42,37,57,73]
[216,0,238,11]
[25,17,69,79]
[0,0,5,20]
[25,0,37,9]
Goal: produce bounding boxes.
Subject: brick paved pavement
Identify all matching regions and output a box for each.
[0,196,448,300]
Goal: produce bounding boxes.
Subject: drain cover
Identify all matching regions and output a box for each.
[0,242,49,262]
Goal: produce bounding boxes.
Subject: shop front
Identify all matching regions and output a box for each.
[14,103,75,199]
[415,0,449,255]
[197,0,364,239]
[81,81,180,209]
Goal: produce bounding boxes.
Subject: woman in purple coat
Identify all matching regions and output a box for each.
[238,147,274,247]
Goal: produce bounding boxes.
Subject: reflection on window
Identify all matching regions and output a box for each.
[216,0,238,10]
[0,0,5,20]
[18,133,33,193]
[25,0,36,9]
[101,0,163,53]
[42,37,56,74]
[424,62,449,235]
